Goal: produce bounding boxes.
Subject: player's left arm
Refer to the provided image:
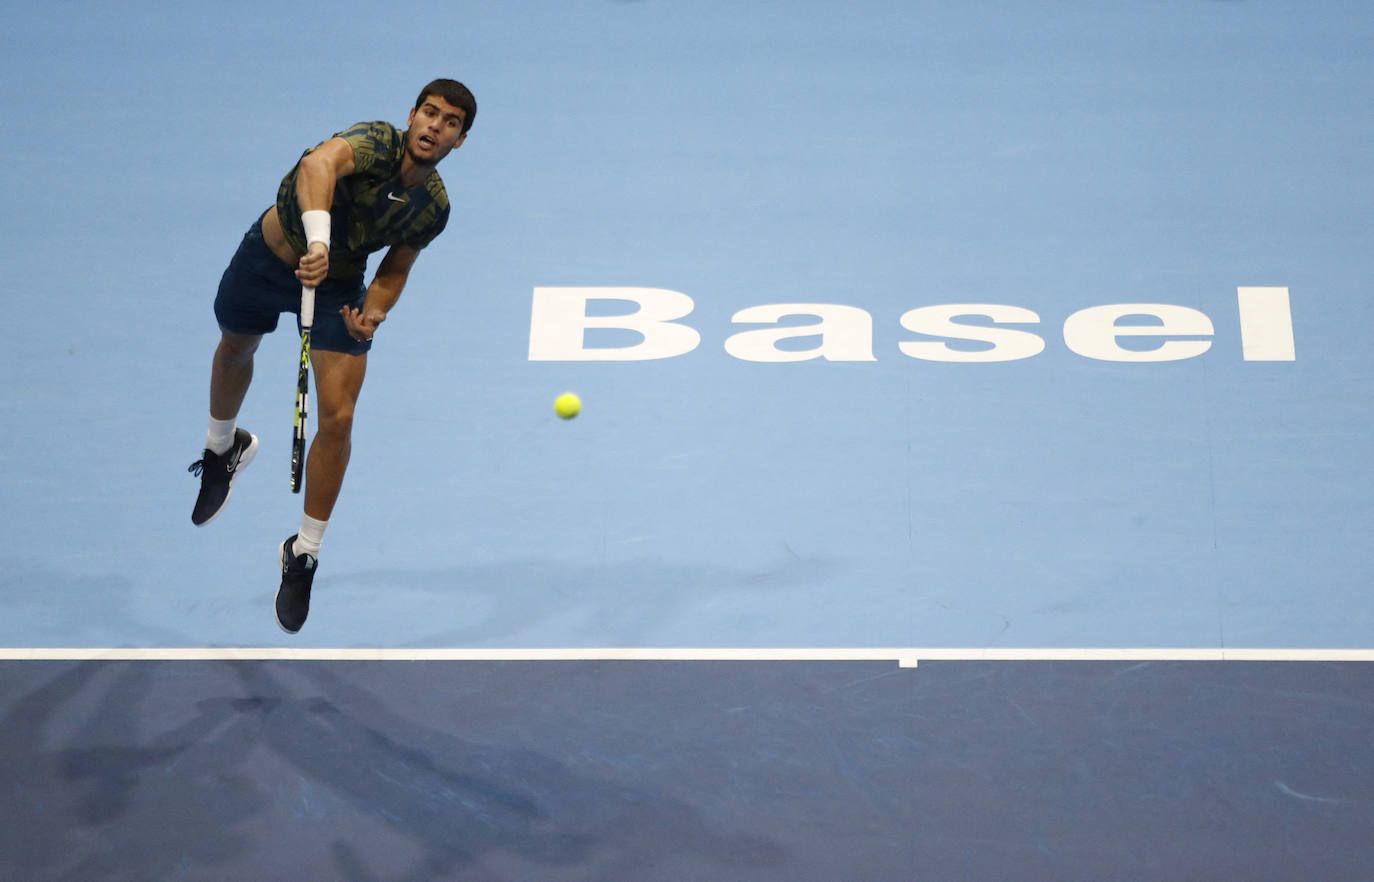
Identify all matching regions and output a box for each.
[340,244,421,343]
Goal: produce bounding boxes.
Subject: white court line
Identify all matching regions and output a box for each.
[2,648,1373,664]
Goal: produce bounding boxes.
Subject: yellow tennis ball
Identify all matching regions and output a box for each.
[554,392,581,419]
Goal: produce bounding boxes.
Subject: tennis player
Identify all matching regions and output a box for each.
[188,79,476,633]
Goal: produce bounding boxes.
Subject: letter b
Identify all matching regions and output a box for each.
[528,287,701,361]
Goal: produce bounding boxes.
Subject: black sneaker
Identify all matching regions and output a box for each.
[188,429,258,526]
[276,534,317,634]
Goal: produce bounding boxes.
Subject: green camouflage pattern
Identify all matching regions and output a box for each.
[277,121,450,279]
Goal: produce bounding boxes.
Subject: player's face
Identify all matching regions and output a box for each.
[406,96,467,165]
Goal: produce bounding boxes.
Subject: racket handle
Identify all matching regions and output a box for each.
[301,286,316,329]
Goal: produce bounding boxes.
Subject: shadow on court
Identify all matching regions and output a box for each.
[4,659,1374,880]
[0,661,792,881]
[322,552,847,647]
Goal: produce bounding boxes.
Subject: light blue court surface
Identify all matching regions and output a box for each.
[2,0,1370,650]
[2,1,1373,877]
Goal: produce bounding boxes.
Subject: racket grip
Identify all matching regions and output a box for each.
[301,286,317,329]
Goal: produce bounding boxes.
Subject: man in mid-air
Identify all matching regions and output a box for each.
[187,79,476,634]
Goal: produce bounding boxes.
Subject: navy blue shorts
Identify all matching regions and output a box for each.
[214,216,372,355]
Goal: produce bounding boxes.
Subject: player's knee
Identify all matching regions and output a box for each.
[317,403,355,437]
[217,330,261,363]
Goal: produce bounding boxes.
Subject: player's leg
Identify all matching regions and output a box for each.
[276,347,367,633]
[303,348,367,525]
[192,215,294,525]
[190,329,265,526]
[210,329,262,422]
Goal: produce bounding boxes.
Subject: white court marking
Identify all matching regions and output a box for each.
[3,648,1374,665]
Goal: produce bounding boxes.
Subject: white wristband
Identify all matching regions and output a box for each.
[302,210,331,250]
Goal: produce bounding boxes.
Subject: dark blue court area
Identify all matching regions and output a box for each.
[3,659,1373,880]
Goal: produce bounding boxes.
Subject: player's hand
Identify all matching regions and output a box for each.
[296,242,330,288]
[341,305,385,342]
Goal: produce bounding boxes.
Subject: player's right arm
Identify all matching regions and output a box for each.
[293,137,357,287]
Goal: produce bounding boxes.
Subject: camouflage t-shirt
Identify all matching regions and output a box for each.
[277,121,450,280]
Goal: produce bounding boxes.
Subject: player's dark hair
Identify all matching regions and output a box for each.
[416,79,477,134]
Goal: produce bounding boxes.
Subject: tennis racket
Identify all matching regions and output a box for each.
[290,285,315,493]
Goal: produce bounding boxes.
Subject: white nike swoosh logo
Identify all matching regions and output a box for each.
[386,192,408,203]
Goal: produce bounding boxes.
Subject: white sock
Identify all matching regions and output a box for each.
[294,515,328,559]
[206,417,236,455]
